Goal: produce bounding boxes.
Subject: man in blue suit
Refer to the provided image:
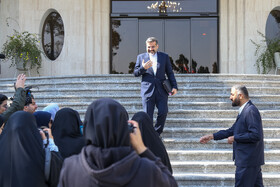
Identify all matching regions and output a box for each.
[200,85,264,187]
[134,37,178,136]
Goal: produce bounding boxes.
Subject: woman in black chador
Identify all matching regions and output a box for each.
[52,108,85,159]
[0,111,62,187]
[58,98,177,187]
[132,111,173,173]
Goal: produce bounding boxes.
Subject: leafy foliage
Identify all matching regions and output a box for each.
[1,30,42,73]
[251,31,280,74]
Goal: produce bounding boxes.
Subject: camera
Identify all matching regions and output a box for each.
[128,123,135,133]
[38,126,49,140]
[24,86,33,97]
[10,85,33,101]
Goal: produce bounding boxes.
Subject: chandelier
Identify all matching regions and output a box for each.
[147,1,182,13]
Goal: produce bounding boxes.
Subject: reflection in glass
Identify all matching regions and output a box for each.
[111,19,138,74]
[165,19,190,73]
[139,20,164,54]
[147,1,182,14]
[266,10,280,41]
[42,12,64,60]
[112,0,217,14]
[191,18,217,73]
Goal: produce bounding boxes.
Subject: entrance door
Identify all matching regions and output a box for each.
[138,18,217,73]
[139,19,191,73]
[111,18,217,73]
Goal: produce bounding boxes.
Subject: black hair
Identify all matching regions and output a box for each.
[0,94,8,105]
[233,85,249,99]
[146,37,158,45]
[25,94,34,106]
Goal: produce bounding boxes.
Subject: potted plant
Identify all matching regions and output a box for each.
[1,30,42,73]
[251,31,280,74]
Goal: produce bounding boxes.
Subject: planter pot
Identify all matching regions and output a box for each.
[15,57,31,71]
[14,57,32,77]
[274,52,280,74]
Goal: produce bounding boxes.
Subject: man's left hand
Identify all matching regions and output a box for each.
[171,88,177,96]
[228,136,234,144]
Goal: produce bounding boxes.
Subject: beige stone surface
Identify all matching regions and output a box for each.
[1,0,280,77]
[219,0,280,74]
[0,0,110,77]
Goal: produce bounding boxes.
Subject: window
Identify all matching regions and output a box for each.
[42,12,64,60]
[266,9,280,40]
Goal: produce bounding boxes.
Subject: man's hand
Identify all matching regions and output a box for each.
[129,120,147,154]
[142,59,153,70]
[171,88,177,96]
[228,136,234,144]
[200,134,214,144]
[15,74,26,89]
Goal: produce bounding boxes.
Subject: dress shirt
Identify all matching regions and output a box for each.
[239,101,249,115]
[149,53,158,75]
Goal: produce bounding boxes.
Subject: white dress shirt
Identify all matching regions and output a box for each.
[149,53,158,75]
[239,101,249,115]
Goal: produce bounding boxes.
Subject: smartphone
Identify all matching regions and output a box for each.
[128,123,135,133]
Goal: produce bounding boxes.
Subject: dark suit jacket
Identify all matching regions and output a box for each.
[213,100,264,167]
[134,52,177,98]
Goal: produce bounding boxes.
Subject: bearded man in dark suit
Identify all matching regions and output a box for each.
[200,85,264,187]
[134,37,178,136]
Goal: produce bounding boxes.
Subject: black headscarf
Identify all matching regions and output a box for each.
[83,98,133,170]
[34,111,52,128]
[52,108,85,159]
[0,111,47,187]
[132,111,173,173]
[84,98,130,148]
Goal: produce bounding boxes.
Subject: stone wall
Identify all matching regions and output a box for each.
[219,0,280,74]
[0,0,110,77]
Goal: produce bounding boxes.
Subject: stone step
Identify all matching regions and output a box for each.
[2,81,280,95]
[2,74,280,187]
[156,110,280,119]
[3,73,280,82]
[36,101,280,111]
[163,118,280,128]
[162,127,280,139]
[3,91,278,104]
[72,109,280,120]
[167,150,280,162]
[2,82,280,96]
[171,161,280,173]
[163,138,280,150]
[31,94,280,103]
[174,173,280,187]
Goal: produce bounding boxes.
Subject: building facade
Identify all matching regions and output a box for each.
[0,0,279,77]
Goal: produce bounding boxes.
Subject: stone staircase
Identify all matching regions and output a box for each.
[1,74,280,186]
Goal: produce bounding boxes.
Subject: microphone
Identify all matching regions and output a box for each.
[0,54,5,59]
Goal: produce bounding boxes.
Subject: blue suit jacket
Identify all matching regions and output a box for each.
[213,100,264,167]
[134,52,177,98]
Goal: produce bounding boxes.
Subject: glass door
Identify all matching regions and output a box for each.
[165,19,191,73]
[138,19,191,73]
[191,18,218,73]
[111,18,218,74]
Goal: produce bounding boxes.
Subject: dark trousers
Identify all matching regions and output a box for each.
[142,88,168,135]
[235,166,263,187]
